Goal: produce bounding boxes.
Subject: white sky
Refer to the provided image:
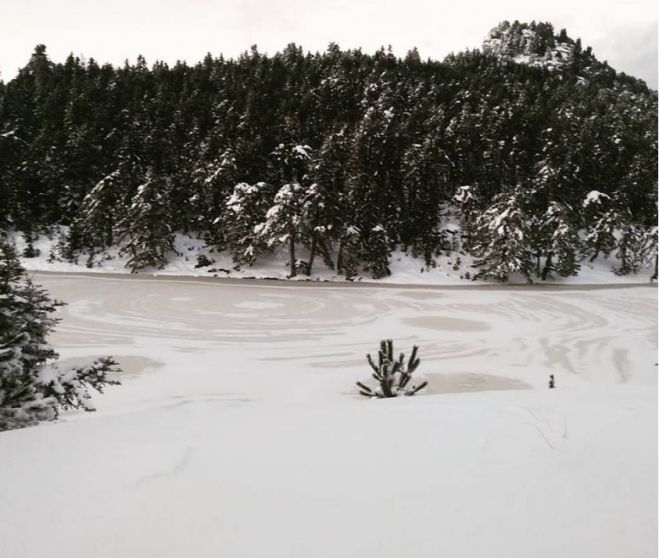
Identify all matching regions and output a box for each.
[0,0,657,88]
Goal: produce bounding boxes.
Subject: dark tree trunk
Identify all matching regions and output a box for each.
[106,215,113,247]
[289,227,297,277]
[307,231,317,276]
[652,254,658,282]
[541,252,553,280]
[589,237,601,262]
[336,238,344,275]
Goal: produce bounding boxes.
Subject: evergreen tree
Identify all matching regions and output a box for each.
[298,182,334,275]
[255,181,309,277]
[224,182,272,266]
[363,225,391,279]
[336,225,362,279]
[540,202,581,279]
[345,99,397,275]
[400,134,449,265]
[0,239,119,431]
[119,169,174,272]
[471,188,533,282]
[189,146,238,244]
[614,224,643,276]
[582,191,628,263]
[77,170,122,254]
[453,184,482,253]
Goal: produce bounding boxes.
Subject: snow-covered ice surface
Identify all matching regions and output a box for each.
[9,229,656,285]
[0,273,656,558]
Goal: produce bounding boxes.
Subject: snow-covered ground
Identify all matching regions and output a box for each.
[0,273,656,558]
[9,229,656,285]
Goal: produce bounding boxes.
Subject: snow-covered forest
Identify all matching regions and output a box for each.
[0,21,657,281]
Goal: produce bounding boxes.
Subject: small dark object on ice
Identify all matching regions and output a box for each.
[356,339,427,398]
[549,374,555,389]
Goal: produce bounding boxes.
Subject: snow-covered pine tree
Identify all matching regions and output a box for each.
[614,223,643,276]
[345,86,399,276]
[400,134,449,266]
[453,184,481,254]
[471,187,533,282]
[581,190,618,262]
[336,224,362,280]
[118,168,174,272]
[363,225,391,279]
[77,170,122,252]
[224,181,272,267]
[582,190,649,275]
[56,219,84,263]
[254,181,308,277]
[311,127,354,272]
[539,201,581,279]
[271,142,312,184]
[255,143,329,276]
[299,182,334,275]
[0,239,120,431]
[189,147,237,244]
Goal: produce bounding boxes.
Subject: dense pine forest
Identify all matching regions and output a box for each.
[0,21,657,281]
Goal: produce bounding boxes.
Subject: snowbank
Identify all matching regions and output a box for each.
[9,229,656,286]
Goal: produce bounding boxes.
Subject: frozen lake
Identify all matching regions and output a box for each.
[1,272,656,558]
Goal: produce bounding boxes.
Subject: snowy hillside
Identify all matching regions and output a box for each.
[1,33,655,285]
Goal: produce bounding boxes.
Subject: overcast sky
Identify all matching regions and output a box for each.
[1,0,656,88]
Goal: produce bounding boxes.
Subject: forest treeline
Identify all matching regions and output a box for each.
[0,21,656,281]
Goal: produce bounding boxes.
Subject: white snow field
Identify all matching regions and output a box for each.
[0,273,656,558]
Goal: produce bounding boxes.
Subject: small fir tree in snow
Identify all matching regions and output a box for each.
[336,224,362,279]
[614,223,643,276]
[0,240,120,431]
[119,168,175,272]
[21,229,39,259]
[56,220,84,263]
[362,225,391,279]
[356,339,427,398]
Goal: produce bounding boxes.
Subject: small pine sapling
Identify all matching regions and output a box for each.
[357,339,427,398]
